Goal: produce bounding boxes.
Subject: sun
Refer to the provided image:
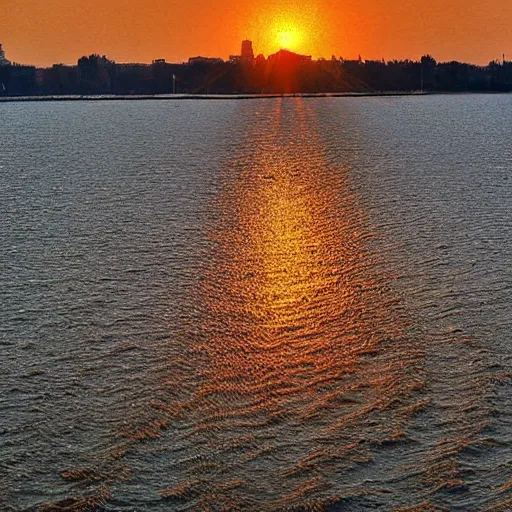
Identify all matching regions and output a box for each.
[277,28,301,51]
[246,2,327,57]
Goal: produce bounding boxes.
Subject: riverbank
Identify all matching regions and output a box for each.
[0,91,432,102]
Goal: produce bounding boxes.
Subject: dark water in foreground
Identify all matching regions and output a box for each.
[1,96,512,511]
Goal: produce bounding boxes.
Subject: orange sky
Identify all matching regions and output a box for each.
[2,0,512,67]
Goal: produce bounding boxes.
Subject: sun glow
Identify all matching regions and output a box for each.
[246,2,326,57]
[277,28,301,51]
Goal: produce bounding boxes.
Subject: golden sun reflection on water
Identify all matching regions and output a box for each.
[158,99,425,509]
[34,99,507,512]
[36,99,426,512]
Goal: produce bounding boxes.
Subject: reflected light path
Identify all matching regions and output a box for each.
[26,97,511,512]
[155,99,425,510]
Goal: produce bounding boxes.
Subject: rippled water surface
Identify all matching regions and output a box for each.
[2,96,512,511]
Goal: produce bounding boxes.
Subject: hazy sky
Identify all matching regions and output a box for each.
[2,0,512,66]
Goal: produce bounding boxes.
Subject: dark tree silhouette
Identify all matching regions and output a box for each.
[3,51,512,96]
[77,54,116,94]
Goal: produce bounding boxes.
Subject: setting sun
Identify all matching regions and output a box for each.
[245,2,327,57]
[277,28,301,51]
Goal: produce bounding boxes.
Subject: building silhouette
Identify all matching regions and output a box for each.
[2,39,512,96]
[0,44,10,66]
[188,56,224,65]
[267,49,311,65]
[241,40,254,63]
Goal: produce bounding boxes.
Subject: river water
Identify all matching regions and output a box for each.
[1,95,512,511]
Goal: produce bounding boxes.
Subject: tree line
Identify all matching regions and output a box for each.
[1,52,512,96]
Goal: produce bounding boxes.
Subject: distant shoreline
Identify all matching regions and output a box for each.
[1,91,510,102]
[1,92,424,102]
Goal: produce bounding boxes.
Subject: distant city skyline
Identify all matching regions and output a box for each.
[3,0,512,67]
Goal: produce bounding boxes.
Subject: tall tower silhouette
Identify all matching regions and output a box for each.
[241,40,254,63]
[0,44,10,66]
